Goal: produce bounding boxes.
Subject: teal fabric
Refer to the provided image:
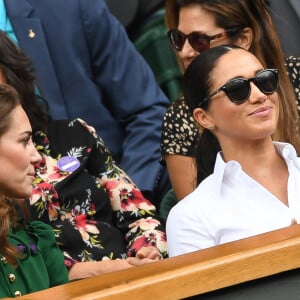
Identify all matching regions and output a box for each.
[0,0,17,42]
[159,188,177,221]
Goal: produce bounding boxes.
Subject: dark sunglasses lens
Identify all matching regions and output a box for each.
[189,33,210,52]
[255,70,278,94]
[169,30,185,50]
[225,79,250,103]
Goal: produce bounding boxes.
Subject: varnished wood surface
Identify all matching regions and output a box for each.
[4,225,300,300]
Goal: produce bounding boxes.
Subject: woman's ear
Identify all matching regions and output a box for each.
[193,108,215,130]
[235,27,253,50]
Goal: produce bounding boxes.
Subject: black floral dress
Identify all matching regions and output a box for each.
[161,56,300,160]
[28,119,167,269]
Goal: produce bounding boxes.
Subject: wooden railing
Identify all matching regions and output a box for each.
[4,224,300,300]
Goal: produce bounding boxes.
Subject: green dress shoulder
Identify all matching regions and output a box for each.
[0,221,68,298]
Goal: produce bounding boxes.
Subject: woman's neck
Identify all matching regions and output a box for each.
[221,138,289,205]
[221,138,278,168]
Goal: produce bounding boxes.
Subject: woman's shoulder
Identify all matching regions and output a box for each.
[170,175,217,213]
[285,55,300,64]
[161,97,199,157]
[8,221,56,254]
[46,118,97,151]
[165,97,192,118]
[25,221,56,241]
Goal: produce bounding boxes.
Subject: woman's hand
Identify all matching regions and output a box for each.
[68,246,161,280]
[126,246,161,266]
[68,259,134,280]
[136,246,160,260]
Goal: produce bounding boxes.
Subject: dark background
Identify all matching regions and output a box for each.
[269,0,300,56]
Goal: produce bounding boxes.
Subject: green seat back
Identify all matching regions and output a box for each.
[132,9,183,102]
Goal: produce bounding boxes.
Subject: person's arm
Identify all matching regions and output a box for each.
[68,260,133,280]
[160,99,199,199]
[68,253,159,280]
[80,0,170,195]
[166,200,215,257]
[285,56,300,106]
[165,154,197,200]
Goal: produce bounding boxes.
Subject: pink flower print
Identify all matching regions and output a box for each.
[127,235,156,257]
[74,214,88,230]
[64,260,73,268]
[43,136,50,144]
[129,217,161,231]
[30,181,59,204]
[103,180,119,191]
[88,203,96,216]
[34,155,47,174]
[120,188,153,211]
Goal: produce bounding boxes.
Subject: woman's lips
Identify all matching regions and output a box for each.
[248,106,272,117]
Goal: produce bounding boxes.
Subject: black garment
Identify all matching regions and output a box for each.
[27,119,167,269]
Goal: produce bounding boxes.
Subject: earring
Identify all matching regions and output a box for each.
[207,124,215,130]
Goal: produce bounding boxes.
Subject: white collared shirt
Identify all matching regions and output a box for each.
[167,142,300,257]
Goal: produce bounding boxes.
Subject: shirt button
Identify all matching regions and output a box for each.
[1,256,7,264]
[14,291,22,297]
[8,273,16,282]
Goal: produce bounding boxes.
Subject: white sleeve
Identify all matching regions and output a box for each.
[166,200,215,257]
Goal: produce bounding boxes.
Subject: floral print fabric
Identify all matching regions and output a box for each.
[28,119,167,268]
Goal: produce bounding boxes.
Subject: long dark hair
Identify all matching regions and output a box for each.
[183,45,254,184]
[166,0,300,155]
[0,31,48,132]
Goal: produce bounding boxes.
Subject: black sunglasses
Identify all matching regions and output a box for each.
[168,28,239,53]
[200,69,279,107]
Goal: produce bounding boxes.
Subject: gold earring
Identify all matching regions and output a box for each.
[208,124,215,130]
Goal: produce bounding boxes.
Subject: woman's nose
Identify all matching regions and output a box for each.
[31,144,42,164]
[179,41,199,68]
[248,82,267,103]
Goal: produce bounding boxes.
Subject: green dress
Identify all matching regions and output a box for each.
[0,221,68,298]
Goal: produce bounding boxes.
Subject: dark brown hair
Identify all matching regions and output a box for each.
[0,31,48,132]
[0,84,23,266]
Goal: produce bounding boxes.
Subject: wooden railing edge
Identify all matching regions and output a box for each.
[5,224,300,300]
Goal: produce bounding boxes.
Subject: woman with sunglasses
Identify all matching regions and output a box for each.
[160,0,300,205]
[167,45,300,256]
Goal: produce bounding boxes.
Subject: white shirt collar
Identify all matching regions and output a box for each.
[212,142,300,197]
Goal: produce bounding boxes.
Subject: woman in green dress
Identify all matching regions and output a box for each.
[0,84,68,298]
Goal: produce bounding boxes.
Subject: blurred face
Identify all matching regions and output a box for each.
[177,5,232,69]
[0,105,41,198]
[0,71,5,83]
[198,49,279,147]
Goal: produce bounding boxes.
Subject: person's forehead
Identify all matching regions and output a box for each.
[211,50,263,86]
[178,5,219,32]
